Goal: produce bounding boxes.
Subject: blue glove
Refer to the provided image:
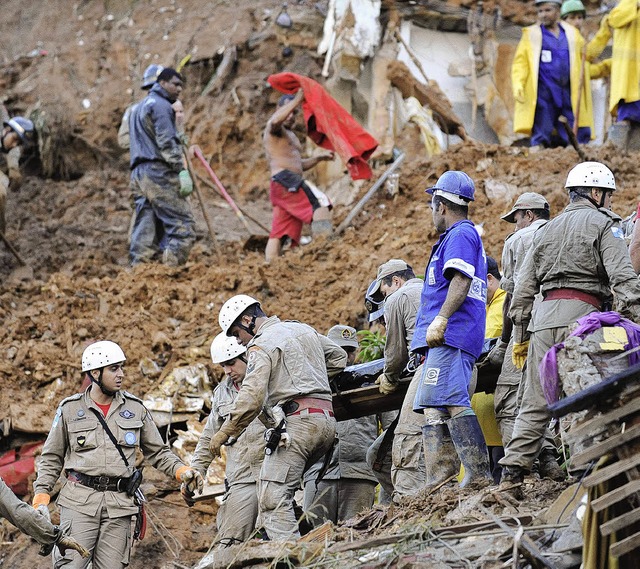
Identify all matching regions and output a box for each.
[178,170,193,198]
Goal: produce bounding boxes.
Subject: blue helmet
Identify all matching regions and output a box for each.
[142,64,164,90]
[426,170,475,203]
[4,117,35,146]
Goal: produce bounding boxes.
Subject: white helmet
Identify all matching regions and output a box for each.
[565,162,616,192]
[81,341,126,372]
[210,333,247,364]
[218,294,260,335]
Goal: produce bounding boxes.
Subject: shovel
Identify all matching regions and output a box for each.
[190,146,270,251]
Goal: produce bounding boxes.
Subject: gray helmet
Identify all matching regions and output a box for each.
[4,117,35,146]
[142,64,164,90]
[365,280,385,323]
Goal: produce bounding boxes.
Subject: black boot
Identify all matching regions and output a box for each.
[538,448,565,481]
[421,423,460,487]
[448,414,492,489]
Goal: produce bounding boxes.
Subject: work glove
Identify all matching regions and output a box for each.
[178,467,204,496]
[279,430,292,450]
[56,534,90,559]
[426,315,448,348]
[209,430,230,458]
[487,339,508,367]
[375,373,398,395]
[36,504,51,522]
[178,169,193,198]
[33,493,51,509]
[514,87,525,104]
[512,340,530,369]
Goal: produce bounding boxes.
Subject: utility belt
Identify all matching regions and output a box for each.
[67,470,132,492]
[281,397,334,417]
[543,288,603,310]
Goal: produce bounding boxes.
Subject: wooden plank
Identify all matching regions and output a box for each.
[600,507,640,537]
[332,381,410,422]
[584,454,640,488]
[570,424,640,467]
[192,483,226,502]
[548,363,640,418]
[610,529,640,558]
[566,397,640,443]
[590,479,640,513]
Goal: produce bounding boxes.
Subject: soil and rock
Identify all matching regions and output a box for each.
[0,0,636,567]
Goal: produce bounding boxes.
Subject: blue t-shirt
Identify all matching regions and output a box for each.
[411,219,487,358]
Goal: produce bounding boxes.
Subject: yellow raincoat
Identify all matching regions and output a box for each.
[608,0,640,115]
[512,22,595,137]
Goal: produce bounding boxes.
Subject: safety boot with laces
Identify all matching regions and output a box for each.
[498,465,526,500]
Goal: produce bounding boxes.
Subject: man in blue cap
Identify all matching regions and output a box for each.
[412,171,493,490]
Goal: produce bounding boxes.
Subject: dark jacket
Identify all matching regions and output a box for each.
[129,84,182,172]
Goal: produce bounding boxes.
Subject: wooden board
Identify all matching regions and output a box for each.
[584,454,640,488]
[590,479,640,513]
[600,507,640,537]
[570,424,640,468]
[610,529,640,558]
[565,397,640,444]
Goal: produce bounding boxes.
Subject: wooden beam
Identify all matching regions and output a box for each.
[584,454,640,488]
[600,507,640,537]
[610,529,640,558]
[566,397,640,443]
[570,424,640,468]
[590,479,640,513]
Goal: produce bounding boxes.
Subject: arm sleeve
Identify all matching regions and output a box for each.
[318,334,347,378]
[223,347,271,438]
[508,246,540,343]
[117,107,131,150]
[608,0,638,29]
[383,297,409,383]
[34,407,67,495]
[149,103,183,172]
[0,477,58,545]
[601,223,640,321]
[500,237,516,294]
[511,33,530,95]
[441,228,479,280]
[190,411,218,478]
[587,15,611,60]
[589,58,611,80]
[139,407,185,478]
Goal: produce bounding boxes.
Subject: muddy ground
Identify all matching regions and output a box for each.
[0,0,637,567]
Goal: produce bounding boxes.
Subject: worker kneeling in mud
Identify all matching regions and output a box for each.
[185,333,272,563]
[210,294,346,540]
[33,340,203,568]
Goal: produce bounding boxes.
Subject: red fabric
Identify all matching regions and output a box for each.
[95,402,111,416]
[268,72,379,180]
[0,442,43,496]
[269,178,314,244]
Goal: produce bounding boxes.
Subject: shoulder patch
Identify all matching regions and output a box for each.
[52,407,62,429]
[59,393,83,407]
[611,226,625,239]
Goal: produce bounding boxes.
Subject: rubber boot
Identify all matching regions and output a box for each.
[311,219,333,236]
[448,414,493,489]
[421,423,460,487]
[162,248,180,267]
[538,448,565,481]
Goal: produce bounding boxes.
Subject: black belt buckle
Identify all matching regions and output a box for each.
[282,401,299,416]
[94,475,111,492]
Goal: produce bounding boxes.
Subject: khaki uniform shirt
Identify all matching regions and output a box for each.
[510,201,640,342]
[500,219,549,294]
[222,317,347,438]
[382,278,422,383]
[191,377,266,486]
[35,387,185,517]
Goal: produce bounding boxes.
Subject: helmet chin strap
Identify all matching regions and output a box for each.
[88,368,117,397]
[236,314,258,338]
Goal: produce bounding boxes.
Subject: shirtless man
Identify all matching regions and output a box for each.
[263,90,334,262]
